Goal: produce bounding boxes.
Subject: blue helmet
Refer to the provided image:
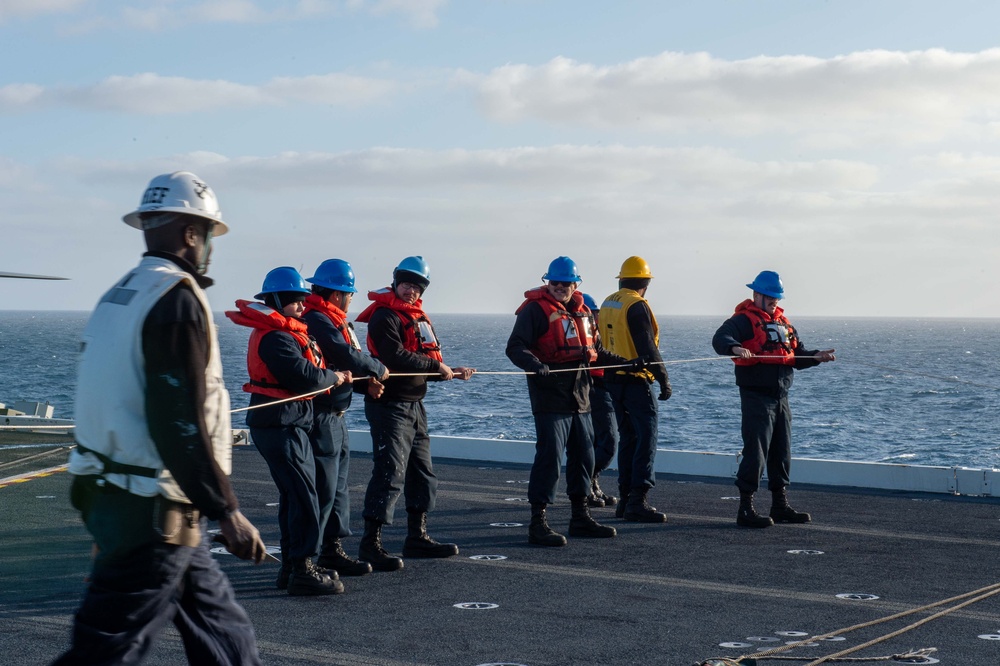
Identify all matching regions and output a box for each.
[581,293,598,310]
[306,258,357,293]
[542,256,582,283]
[255,266,310,300]
[393,256,431,290]
[746,270,784,299]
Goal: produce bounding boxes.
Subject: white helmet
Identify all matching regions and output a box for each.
[122,171,229,236]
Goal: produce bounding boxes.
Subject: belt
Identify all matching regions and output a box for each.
[71,476,203,547]
[605,372,652,385]
[155,496,202,547]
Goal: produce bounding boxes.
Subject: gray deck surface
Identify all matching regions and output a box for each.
[3,445,1000,666]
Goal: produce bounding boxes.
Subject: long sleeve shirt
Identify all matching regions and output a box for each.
[712,311,821,394]
[141,251,236,521]
[365,307,443,403]
[244,327,342,429]
[506,300,627,414]
[304,309,387,412]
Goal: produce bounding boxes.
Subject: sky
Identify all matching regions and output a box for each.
[2,0,999,317]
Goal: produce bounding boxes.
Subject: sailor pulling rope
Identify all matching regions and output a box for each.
[2,353,998,423]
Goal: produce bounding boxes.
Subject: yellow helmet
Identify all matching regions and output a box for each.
[616,256,653,279]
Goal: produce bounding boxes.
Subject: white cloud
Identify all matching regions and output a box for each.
[0,0,83,22]
[265,73,399,106]
[120,0,327,29]
[361,0,447,29]
[3,145,997,316]
[0,72,399,114]
[56,0,444,31]
[464,49,1000,143]
[0,83,44,107]
[157,145,878,194]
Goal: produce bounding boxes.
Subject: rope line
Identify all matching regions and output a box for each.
[1,351,996,426]
[0,445,73,471]
[840,358,1000,391]
[383,356,734,378]
[703,581,1000,665]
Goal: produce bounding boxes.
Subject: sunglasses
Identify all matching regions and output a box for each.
[549,281,576,287]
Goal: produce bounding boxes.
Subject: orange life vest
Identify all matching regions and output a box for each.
[590,313,604,378]
[355,288,444,362]
[225,299,328,399]
[731,299,799,366]
[516,287,598,365]
[303,293,362,350]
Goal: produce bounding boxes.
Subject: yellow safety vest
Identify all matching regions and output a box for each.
[599,288,659,382]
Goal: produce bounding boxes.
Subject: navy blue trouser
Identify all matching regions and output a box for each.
[362,399,437,525]
[590,381,619,473]
[251,425,320,560]
[53,486,260,666]
[528,411,595,505]
[735,387,792,493]
[607,380,658,490]
[311,410,353,552]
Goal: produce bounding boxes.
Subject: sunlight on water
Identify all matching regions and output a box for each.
[1,312,998,468]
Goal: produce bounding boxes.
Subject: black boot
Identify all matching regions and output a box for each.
[592,473,618,507]
[276,559,292,590]
[358,519,404,571]
[737,491,774,528]
[318,538,373,576]
[615,485,631,519]
[623,487,667,523]
[528,503,567,547]
[402,511,459,558]
[770,487,811,523]
[568,496,616,538]
[587,490,606,508]
[288,558,344,596]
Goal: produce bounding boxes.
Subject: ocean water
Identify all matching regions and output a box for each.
[1,311,998,469]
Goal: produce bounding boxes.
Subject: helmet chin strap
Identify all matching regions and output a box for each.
[194,225,214,275]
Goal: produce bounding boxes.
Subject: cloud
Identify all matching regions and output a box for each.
[45,0,446,31]
[144,145,877,194]
[3,145,998,316]
[463,49,1000,143]
[0,72,399,115]
[0,0,83,22]
[358,0,447,29]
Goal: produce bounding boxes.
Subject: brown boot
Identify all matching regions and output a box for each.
[615,484,631,519]
[528,503,567,547]
[288,558,344,596]
[568,496,616,538]
[358,519,404,572]
[770,487,811,523]
[736,491,774,528]
[402,511,459,558]
[592,473,618,507]
[623,487,667,523]
[318,539,373,576]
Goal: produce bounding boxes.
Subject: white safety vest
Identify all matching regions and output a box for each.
[69,255,232,502]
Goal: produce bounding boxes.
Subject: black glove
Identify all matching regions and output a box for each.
[627,357,647,373]
[658,382,672,401]
[535,364,550,377]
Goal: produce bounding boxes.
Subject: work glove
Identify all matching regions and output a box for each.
[627,357,647,373]
[658,382,672,401]
[535,364,550,377]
